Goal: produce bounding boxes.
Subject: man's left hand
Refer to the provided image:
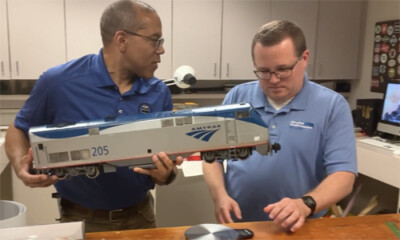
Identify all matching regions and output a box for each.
[264,197,311,232]
[133,152,183,184]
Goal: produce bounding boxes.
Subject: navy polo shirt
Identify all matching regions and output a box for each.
[222,75,357,221]
[15,49,173,210]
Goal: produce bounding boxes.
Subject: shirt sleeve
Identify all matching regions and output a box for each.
[161,83,173,111]
[323,95,357,175]
[14,71,55,136]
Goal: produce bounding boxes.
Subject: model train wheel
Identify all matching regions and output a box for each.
[86,166,100,179]
[54,169,67,179]
[236,148,250,160]
[202,152,215,163]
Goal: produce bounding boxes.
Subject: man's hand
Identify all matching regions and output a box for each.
[213,194,242,224]
[15,148,58,188]
[133,152,183,184]
[264,197,310,232]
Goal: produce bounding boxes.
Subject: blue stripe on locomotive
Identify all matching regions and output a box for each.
[30,103,267,139]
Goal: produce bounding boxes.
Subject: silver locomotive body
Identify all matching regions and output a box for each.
[29,103,277,178]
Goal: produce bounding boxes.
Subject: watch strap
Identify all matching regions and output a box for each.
[301,195,316,217]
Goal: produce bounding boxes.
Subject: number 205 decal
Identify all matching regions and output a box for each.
[92,146,109,156]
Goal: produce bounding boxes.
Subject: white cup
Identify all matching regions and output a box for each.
[0,200,26,228]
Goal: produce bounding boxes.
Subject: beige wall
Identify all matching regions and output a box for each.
[348,0,400,109]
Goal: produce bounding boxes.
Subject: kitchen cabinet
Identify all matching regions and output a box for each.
[221,0,270,80]
[173,0,270,80]
[65,0,172,79]
[2,0,365,81]
[270,0,318,79]
[65,0,111,61]
[7,0,66,80]
[270,0,362,80]
[172,0,222,80]
[312,0,363,80]
[0,0,10,79]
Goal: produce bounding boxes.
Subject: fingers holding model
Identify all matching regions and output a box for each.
[19,148,59,188]
[5,123,58,188]
[133,151,183,185]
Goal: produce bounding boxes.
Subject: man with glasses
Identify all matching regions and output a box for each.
[203,20,357,232]
[5,0,181,232]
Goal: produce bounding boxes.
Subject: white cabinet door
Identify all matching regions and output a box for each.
[172,0,222,80]
[270,0,318,79]
[0,0,10,79]
[313,0,362,80]
[65,0,112,61]
[65,0,172,79]
[221,0,270,80]
[7,0,66,79]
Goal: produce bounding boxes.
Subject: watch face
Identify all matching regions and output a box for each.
[304,197,315,207]
[302,196,316,213]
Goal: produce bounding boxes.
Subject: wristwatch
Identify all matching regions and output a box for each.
[301,196,316,217]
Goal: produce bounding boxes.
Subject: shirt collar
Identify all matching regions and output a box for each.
[94,48,160,95]
[288,73,310,111]
[94,49,115,88]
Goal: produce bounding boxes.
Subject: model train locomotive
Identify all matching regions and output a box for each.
[29,102,280,179]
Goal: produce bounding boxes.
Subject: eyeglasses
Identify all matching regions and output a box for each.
[253,57,301,80]
[123,30,164,50]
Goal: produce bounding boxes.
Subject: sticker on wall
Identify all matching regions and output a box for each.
[388,48,396,58]
[387,25,394,36]
[370,19,400,93]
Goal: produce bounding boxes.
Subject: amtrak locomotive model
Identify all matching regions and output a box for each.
[29,103,280,179]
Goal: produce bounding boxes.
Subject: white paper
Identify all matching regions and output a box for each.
[181,160,203,177]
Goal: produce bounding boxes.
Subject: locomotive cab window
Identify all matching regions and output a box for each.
[235,111,250,119]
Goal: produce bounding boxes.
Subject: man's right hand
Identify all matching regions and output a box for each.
[213,194,242,224]
[15,148,58,187]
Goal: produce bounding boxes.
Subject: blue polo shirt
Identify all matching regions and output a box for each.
[15,49,172,210]
[222,75,357,221]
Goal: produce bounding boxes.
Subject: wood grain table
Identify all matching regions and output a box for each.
[86,213,400,240]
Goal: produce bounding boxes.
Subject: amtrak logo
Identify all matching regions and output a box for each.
[138,103,152,114]
[186,125,221,142]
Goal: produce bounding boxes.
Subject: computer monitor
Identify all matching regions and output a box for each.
[376,81,400,139]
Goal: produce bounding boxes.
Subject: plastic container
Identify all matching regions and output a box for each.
[0,200,26,228]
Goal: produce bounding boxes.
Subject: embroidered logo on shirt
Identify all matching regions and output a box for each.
[289,121,314,130]
[139,104,152,114]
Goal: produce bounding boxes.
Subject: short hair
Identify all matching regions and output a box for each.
[251,20,307,61]
[100,0,156,46]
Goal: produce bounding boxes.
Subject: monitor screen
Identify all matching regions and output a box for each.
[377,81,400,137]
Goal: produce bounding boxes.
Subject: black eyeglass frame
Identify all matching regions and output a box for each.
[253,57,302,80]
[123,29,164,50]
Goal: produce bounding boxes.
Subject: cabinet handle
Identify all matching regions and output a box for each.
[16,61,19,76]
[214,63,217,77]
[1,61,3,76]
[226,63,229,77]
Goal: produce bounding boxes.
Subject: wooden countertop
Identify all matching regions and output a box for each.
[86,213,400,240]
